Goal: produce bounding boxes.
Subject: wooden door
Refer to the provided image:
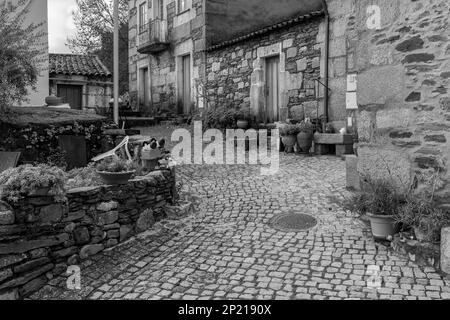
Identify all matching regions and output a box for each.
[143,68,149,108]
[182,54,191,115]
[57,84,83,110]
[265,56,280,123]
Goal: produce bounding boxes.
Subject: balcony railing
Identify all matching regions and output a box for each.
[138,18,169,54]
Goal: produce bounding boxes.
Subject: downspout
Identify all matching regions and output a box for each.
[320,0,330,124]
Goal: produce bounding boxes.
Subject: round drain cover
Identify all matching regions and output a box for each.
[270,213,318,232]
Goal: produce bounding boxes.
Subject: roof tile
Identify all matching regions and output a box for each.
[49,54,112,77]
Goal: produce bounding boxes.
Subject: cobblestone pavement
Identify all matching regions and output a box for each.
[31,155,450,300]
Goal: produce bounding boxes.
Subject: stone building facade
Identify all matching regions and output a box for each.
[128,0,450,206]
[128,0,205,115]
[323,0,449,207]
[205,15,323,123]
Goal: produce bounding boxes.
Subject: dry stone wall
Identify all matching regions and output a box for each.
[0,169,175,299]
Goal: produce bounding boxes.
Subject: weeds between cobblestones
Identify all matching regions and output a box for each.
[30,155,450,300]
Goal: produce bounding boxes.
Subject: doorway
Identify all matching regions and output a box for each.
[181,54,191,115]
[139,67,150,110]
[265,56,280,123]
[57,84,83,110]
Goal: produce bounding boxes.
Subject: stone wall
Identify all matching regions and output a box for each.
[0,169,175,299]
[0,119,109,164]
[128,0,206,115]
[205,17,323,123]
[325,0,450,207]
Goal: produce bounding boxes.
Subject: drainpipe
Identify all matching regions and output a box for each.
[320,0,330,124]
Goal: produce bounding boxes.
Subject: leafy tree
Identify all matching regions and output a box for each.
[68,0,129,94]
[0,2,46,113]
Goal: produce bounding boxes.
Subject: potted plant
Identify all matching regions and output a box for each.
[344,177,402,240]
[279,124,299,153]
[96,156,136,185]
[394,196,450,243]
[236,109,251,129]
[0,164,67,203]
[296,120,316,153]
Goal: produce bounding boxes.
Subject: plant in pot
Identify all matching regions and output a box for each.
[96,156,137,185]
[296,120,316,154]
[236,108,251,129]
[279,124,300,153]
[0,164,67,203]
[343,177,403,240]
[394,195,450,243]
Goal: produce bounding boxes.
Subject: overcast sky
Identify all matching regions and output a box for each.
[48,0,77,53]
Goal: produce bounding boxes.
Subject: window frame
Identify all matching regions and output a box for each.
[177,0,190,15]
[138,2,148,34]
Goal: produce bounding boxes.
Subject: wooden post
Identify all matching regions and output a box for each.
[113,0,119,125]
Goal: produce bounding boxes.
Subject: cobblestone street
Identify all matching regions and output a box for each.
[31,155,450,300]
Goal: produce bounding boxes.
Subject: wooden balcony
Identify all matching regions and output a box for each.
[137,19,169,54]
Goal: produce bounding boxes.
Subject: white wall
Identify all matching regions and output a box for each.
[4,0,49,106]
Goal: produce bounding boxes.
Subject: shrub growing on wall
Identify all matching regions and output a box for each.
[0,120,112,164]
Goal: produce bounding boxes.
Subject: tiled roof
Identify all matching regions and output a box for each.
[207,10,325,51]
[49,54,112,77]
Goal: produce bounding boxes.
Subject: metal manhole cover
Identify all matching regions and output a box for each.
[269,213,318,232]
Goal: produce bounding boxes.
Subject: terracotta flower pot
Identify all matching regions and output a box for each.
[367,213,397,240]
[297,131,313,153]
[97,170,135,185]
[281,135,297,153]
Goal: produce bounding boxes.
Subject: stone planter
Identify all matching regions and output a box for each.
[281,135,297,153]
[367,213,397,240]
[164,201,194,220]
[297,132,313,153]
[97,170,135,185]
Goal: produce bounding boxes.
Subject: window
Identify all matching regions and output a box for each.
[157,0,165,19]
[177,0,188,13]
[139,2,148,33]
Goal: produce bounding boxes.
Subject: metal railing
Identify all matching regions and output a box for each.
[138,18,168,47]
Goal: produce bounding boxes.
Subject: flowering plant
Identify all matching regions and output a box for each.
[297,120,316,133]
[95,156,136,173]
[278,124,300,136]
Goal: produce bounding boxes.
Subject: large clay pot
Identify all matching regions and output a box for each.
[45,95,63,106]
[297,131,313,153]
[281,135,297,153]
[367,213,397,240]
[97,170,135,185]
[236,120,249,130]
